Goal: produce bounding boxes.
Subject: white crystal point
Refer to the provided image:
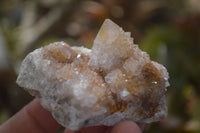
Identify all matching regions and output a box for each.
[17,19,169,131]
[89,19,134,72]
[94,19,123,44]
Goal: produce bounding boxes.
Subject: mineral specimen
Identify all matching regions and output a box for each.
[16,19,169,130]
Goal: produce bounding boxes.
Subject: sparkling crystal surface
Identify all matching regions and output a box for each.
[16,19,169,130]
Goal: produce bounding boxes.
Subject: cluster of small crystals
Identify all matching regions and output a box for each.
[41,19,169,117]
[17,19,169,129]
[88,19,169,116]
[42,43,109,112]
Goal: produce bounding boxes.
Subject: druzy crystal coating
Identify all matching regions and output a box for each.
[17,19,169,130]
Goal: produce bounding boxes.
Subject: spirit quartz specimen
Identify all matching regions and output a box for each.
[16,19,169,130]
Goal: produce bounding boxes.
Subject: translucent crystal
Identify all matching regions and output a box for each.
[16,19,169,130]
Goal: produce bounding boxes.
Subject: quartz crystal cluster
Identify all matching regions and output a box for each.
[16,19,169,130]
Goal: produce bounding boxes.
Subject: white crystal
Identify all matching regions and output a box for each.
[120,89,130,98]
[77,54,81,58]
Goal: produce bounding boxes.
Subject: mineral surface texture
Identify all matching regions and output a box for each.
[17,19,169,130]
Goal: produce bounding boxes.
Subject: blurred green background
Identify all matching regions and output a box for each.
[0,0,200,132]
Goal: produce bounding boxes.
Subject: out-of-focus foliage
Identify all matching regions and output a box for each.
[0,0,200,132]
[141,14,200,132]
